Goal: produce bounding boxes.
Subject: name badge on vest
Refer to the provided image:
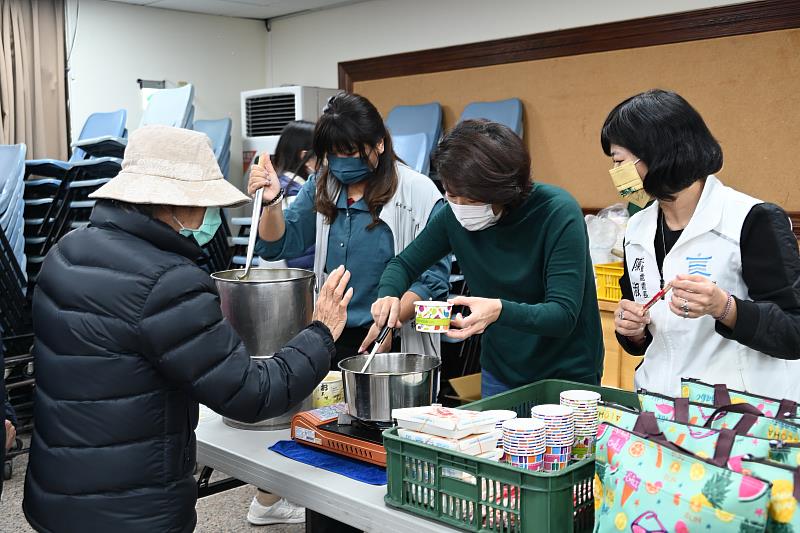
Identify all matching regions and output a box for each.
[628,256,660,304]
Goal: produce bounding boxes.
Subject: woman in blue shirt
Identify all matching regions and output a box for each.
[251,93,450,365]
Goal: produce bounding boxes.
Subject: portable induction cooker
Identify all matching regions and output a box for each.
[290,403,391,467]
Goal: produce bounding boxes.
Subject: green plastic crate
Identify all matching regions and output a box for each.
[383,379,640,532]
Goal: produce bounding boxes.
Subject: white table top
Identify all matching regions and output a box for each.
[195,407,461,533]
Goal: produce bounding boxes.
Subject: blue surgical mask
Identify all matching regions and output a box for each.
[327,154,373,185]
[174,207,221,247]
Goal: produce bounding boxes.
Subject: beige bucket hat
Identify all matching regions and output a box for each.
[90,125,250,208]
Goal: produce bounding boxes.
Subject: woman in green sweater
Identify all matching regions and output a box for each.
[372,120,604,396]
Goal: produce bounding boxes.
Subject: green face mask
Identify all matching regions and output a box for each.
[174,207,221,246]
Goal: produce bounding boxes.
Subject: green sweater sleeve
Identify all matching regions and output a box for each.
[495,203,589,337]
[378,208,453,298]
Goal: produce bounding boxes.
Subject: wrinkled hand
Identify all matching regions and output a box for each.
[371,296,402,329]
[246,152,281,202]
[312,266,353,341]
[5,419,16,452]
[358,324,394,354]
[446,296,502,340]
[614,299,650,340]
[670,274,727,319]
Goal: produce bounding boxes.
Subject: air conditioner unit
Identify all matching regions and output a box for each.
[241,85,339,174]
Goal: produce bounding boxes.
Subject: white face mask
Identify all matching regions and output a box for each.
[448,200,501,231]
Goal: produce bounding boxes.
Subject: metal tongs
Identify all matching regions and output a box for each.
[359,325,393,373]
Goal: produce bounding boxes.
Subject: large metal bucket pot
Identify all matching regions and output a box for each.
[338,353,440,422]
[212,268,315,430]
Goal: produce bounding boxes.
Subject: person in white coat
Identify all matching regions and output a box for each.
[604,89,800,401]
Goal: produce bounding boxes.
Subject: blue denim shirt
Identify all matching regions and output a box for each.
[255,176,450,327]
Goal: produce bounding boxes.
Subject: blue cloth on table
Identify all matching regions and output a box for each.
[269,440,386,486]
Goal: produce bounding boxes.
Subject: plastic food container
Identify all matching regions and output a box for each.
[414,301,453,332]
[312,371,345,408]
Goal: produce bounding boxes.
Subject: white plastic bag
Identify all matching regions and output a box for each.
[597,203,629,256]
[585,203,629,265]
[585,215,618,265]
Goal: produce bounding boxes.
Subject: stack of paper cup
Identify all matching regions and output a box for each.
[531,404,574,472]
[560,390,601,460]
[484,410,518,430]
[501,418,546,471]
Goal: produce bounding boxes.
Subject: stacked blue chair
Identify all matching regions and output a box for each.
[0,145,28,281]
[184,105,195,130]
[1,147,36,452]
[392,133,429,174]
[385,102,442,176]
[23,110,132,285]
[193,118,232,179]
[24,85,198,285]
[141,84,195,128]
[0,143,33,369]
[73,84,195,159]
[458,98,524,137]
[191,118,234,272]
[25,110,127,178]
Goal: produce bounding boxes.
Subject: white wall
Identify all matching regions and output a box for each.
[66,0,267,189]
[266,0,747,89]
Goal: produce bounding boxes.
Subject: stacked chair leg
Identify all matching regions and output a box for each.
[1,144,34,478]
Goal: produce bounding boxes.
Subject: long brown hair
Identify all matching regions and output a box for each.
[313,93,397,229]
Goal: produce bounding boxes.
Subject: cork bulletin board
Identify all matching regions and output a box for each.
[341,1,800,233]
[353,28,800,211]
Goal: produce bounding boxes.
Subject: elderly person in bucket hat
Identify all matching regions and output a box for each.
[23,125,353,533]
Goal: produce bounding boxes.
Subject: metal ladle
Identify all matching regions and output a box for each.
[238,157,265,280]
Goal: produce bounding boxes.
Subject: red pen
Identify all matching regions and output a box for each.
[642,283,673,312]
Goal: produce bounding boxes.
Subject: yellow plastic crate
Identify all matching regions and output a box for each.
[594,262,624,302]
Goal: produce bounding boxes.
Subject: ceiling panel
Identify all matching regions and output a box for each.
[102,0,370,19]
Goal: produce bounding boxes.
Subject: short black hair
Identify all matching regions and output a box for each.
[433,119,532,209]
[600,89,722,201]
[273,120,315,179]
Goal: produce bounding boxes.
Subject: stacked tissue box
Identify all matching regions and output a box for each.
[392,405,502,456]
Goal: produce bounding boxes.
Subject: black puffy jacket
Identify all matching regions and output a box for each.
[23,202,334,533]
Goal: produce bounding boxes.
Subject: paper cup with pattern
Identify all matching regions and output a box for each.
[414,301,453,333]
[312,371,345,408]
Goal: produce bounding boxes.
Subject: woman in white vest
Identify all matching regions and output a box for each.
[250,92,450,366]
[605,89,800,401]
